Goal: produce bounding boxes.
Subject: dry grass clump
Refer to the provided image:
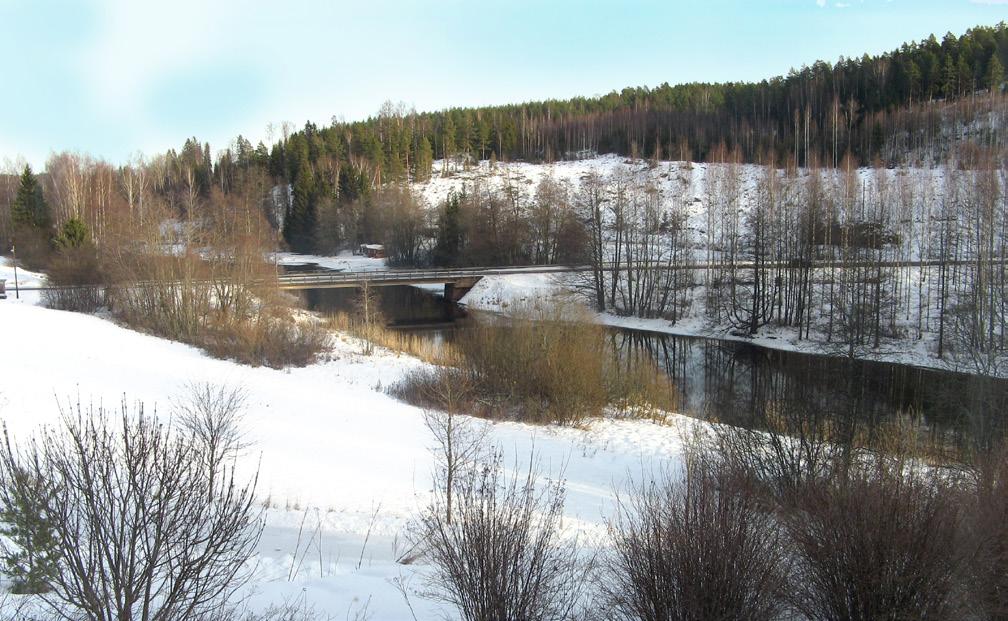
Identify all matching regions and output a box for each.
[391,302,675,425]
[325,311,460,365]
[203,313,331,369]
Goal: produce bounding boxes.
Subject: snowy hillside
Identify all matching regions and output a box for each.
[414,156,974,373]
[413,155,950,261]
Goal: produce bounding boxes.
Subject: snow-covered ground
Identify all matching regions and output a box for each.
[273,250,387,273]
[0,256,45,295]
[0,287,689,618]
[415,155,948,259]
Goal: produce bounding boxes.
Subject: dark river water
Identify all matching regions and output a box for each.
[298,279,1008,453]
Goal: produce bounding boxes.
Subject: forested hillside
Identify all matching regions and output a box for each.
[264,23,1008,251]
[2,23,1007,261]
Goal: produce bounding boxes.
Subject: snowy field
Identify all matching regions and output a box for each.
[273,250,388,273]
[0,256,45,295]
[0,272,690,618]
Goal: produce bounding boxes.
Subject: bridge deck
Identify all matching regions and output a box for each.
[276,265,582,290]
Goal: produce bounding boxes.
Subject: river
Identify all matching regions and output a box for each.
[298,279,1008,454]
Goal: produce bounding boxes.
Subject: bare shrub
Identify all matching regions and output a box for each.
[246,316,330,369]
[41,245,105,313]
[785,462,963,621]
[201,313,330,369]
[0,400,263,620]
[962,443,1008,621]
[102,200,327,368]
[715,396,849,503]
[456,304,610,424]
[388,366,469,412]
[603,448,790,621]
[606,348,679,422]
[416,448,583,621]
[41,284,104,313]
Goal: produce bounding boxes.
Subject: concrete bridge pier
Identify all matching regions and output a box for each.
[444,276,481,304]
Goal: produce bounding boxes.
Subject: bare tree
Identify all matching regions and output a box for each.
[577,172,608,312]
[420,373,487,524]
[0,399,263,621]
[173,382,250,496]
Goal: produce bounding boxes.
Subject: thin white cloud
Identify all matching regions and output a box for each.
[971,0,1008,4]
[817,0,827,6]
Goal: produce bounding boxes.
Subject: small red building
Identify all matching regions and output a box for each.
[359,244,386,259]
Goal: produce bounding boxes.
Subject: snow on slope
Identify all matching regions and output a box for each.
[273,250,387,272]
[458,272,573,311]
[0,295,689,617]
[0,256,45,295]
[414,155,950,265]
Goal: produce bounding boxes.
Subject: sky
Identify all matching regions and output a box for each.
[0,0,1006,168]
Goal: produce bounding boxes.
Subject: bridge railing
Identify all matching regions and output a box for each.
[276,264,590,286]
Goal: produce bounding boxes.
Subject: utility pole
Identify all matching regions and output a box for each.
[10,243,18,300]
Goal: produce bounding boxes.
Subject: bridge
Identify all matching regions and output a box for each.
[276,265,583,302]
[15,258,1008,300]
[274,256,1008,302]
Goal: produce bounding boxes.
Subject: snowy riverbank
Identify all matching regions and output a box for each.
[459,271,971,376]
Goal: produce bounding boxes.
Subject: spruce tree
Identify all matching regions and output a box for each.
[441,116,456,172]
[415,136,433,182]
[988,53,1004,93]
[284,158,317,252]
[942,56,958,99]
[434,193,463,266]
[0,467,60,593]
[10,165,50,230]
[54,217,89,250]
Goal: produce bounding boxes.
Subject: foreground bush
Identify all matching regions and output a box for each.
[416,448,584,621]
[786,462,963,621]
[41,222,106,313]
[604,449,789,621]
[0,401,263,619]
[963,444,1008,620]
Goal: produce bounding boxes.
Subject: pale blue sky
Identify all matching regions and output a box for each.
[1,0,1006,167]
